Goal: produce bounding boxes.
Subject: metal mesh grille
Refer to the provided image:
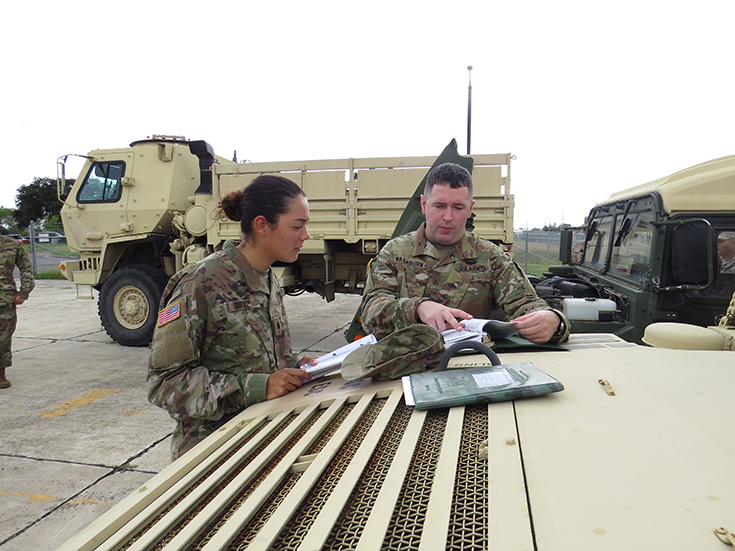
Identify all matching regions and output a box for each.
[187,404,346,550]
[233,398,384,550]
[148,409,319,550]
[119,416,275,551]
[321,400,415,550]
[113,397,494,550]
[381,408,449,551]
[447,404,489,551]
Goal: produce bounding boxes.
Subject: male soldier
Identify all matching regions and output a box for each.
[717,231,735,274]
[0,234,34,388]
[359,162,569,343]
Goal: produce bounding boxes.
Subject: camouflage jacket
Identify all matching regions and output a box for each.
[360,223,569,342]
[0,235,34,306]
[147,240,301,458]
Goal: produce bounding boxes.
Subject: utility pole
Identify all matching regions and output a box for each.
[467,65,473,155]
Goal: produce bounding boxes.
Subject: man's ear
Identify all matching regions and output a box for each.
[420,194,427,215]
[468,199,476,216]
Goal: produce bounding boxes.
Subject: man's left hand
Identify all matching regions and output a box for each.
[511,310,560,343]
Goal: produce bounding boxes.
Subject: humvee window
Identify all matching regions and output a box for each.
[584,214,614,270]
[609,211,655,283]
[77,162,125,203]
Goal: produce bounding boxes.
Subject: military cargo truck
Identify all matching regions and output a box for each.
[57,136,514,346]
[55,332,735,550]
[533,154,735,343]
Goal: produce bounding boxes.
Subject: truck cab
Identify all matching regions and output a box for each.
[535,154,735,343]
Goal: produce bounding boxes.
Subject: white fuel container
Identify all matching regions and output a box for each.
[562,297,616,321]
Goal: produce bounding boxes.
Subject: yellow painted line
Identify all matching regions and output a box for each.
[0,490,59,502]
[0,491,113,509]
[28,389,119,418]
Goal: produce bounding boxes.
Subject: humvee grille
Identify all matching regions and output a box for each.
[66,387,503,551]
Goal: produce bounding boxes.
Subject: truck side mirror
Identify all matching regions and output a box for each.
[559,229,573,264]
[669,221,717,286]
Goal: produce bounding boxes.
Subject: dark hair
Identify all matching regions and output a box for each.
[424,162,473,199]
[218,174,305,237]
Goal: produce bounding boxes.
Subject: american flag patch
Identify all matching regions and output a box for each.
[157,302,181,327]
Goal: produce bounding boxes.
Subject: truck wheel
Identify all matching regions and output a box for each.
[98,265,170,347]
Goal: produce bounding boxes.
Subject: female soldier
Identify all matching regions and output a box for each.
[147,175,315,460]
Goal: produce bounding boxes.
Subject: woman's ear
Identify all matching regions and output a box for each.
[253,215,269,236]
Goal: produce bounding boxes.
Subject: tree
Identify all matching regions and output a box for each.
[13,177,70,230]
[0,207,19,233]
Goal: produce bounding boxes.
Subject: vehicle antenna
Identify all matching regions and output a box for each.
[467,65,473,155]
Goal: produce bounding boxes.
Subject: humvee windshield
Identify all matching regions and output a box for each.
[583,209,655,285]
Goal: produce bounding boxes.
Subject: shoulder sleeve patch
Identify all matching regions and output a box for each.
[157,302,181,327]
[151,314,197,368]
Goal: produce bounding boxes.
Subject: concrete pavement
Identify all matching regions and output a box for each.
[0,279,362,550]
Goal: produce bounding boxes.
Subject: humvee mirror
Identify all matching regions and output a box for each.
[670,220,716,286]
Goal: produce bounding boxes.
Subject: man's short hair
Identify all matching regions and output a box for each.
[424,163,473,200]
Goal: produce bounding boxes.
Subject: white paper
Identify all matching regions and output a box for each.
[441,328,484,345]
[441,318,517,344]
[401,375,415,406]
[305,334,377,379]
[471,370,515,388]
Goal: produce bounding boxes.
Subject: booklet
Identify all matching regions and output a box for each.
[401,361,563,410]
[305,334,377,380]
[441,318,517,346]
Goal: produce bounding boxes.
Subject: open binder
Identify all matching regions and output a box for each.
[402,361,564,410]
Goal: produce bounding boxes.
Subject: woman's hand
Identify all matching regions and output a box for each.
[266,368,311,400]
[300,355,319,367]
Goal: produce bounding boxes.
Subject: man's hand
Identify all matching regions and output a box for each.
[266,368,311,400]
[511,310,560,343]
[14,295,25,306]
[416,300,473,332]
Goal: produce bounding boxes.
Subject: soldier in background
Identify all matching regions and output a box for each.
[147,175,317,460]
[358,162,569,344]
[717,231,735,273]
[0,234,35,388]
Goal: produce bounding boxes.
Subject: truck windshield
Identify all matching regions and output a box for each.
[77,161,125,203]
[584,214,614,270]
[607,211,655,283]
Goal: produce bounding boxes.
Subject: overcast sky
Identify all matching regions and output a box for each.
[2,1,733,229]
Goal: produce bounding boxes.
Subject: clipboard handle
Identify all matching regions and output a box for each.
[438,341,501,371]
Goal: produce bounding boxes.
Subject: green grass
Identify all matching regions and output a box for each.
[19,242,79,279]
[22,242,79,257]
[35,270,67,279]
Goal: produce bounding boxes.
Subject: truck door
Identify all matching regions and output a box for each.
[72,155,135,247]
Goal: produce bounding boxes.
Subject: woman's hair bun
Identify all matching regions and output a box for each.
[219,189,244,222]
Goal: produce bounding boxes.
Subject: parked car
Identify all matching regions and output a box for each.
[36,231,66,244]
[4,234,30,244]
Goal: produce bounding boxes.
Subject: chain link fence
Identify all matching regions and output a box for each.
[23,221,77,275]
[512,230,585,278]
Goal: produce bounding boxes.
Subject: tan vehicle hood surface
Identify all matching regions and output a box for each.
[57,334,735,551]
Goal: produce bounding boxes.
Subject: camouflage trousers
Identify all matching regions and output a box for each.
[0,303,17,369]
[171,411,239,461]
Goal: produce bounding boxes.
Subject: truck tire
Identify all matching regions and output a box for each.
[98,265,170,347]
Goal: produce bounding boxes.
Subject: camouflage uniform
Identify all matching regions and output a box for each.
[147,240,302,460]
[360,223,569,343]
[0,235,34,370]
